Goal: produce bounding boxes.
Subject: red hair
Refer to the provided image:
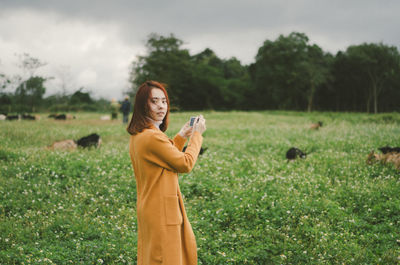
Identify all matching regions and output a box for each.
[127,81,170,135]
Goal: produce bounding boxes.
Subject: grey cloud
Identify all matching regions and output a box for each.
[2,0,399,50]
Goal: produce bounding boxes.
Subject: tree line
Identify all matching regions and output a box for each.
[1,32,399,114]
[0,78,109,114]
[130,32,400,113]
[0,53,110,113]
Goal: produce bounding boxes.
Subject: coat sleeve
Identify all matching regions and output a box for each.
[145,131,203,173]
[171,134,187,151]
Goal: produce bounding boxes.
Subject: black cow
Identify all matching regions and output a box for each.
[6,115,19,121]
[286,147,307,161]
[378,146,400,154]
[54,114,75,120]
[76,133,101,148]
[182,146,208,155]
[55,114,67,120]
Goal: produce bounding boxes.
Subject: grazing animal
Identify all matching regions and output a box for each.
[48,133,101,150]
[0,114,6,121]
[310,121,323,130]
[6,115,19,121]
[48,139,78,150]
[55,114,67,120]
[76,133,101,148]
[53,114,75,120]
[182,146,208,155]
[378,146,400,154]
[286,147,307,161]
[367,150,400,170]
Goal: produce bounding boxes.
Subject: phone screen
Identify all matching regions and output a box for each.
[190,117,196,127]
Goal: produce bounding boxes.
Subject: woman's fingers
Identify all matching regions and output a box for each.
[193,115,206,134]
[196,115,205,124]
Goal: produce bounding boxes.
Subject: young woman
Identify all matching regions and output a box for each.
[127,81,206,265]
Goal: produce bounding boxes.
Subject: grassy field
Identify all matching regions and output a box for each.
[1,111,400,264]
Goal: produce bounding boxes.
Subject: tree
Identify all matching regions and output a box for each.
[17,53,47,78]
[0,73,10,91]
[190,48,225,109]
[129,34,252,110]
[250,32,331,110]
[15,76,46,112]
[70,89,93,105]
[302,45,333,112]
[331,51,368,111]
[251,32,306,109]
[221,57,252,109]
[13,53,48,112]
[130,33,193,108]
[1,59,11,93]
[344,43,400,113]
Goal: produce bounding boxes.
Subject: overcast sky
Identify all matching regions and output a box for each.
[1,0,399,100]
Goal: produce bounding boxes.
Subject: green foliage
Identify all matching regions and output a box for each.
[0,93,12,113]
[69,90,93,105]
[4,33,400,113]
[14,76,46,112]
[130,34,251,110]
[1,53,110,113]
[333,43,400,113]
[131,33,193,107]
[129,32,400,113]
[250,32,333,111]
[0,89,112,113]
[1,111,399,264]
[190,50,251,110]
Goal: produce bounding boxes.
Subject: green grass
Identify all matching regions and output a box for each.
[1,111,400,264]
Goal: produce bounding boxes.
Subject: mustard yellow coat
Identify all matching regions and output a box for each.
[129,125,203,265]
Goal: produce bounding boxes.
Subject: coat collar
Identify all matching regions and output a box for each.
[148,118,162,129]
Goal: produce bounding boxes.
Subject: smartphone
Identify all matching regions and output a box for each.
[189,116,196,127]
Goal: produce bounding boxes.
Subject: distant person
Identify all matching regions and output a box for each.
[110,98,120,120]
[120,96,131,124]
[127,80,206,265]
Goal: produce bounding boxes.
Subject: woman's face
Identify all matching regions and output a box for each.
[148,88,167,122]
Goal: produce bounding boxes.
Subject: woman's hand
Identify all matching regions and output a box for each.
[193,115,206,134]
[178,121,193,138]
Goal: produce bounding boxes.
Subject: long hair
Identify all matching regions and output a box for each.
[127,81,170,135]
